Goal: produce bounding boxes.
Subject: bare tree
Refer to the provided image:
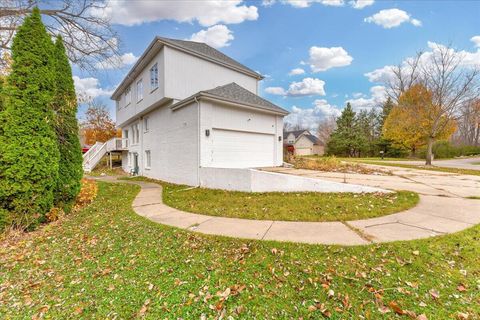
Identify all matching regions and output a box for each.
[454,99,480,146]
[383,43,480,165]
[317,116,337,146]
[0,0,119,72]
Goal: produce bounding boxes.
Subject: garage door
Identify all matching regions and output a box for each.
[211,129,275,168]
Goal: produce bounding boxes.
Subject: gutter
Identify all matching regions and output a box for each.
[195,96,201,187]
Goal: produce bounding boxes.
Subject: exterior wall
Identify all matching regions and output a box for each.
[199,101,283,168]
[116,49,166,126]
[286,133,296,144]
[294,135,314,156]
[122,101,199,186]
[164,46,258,100]
[199,168,387,193]
[313,145,325,156]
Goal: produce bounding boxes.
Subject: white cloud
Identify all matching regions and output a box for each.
[281,0,344,8]
[93,0,258,27]
[288,68,305,76]
[287,78,326,96]
[189,25,234,48]
[346,85,386,110]
[95,52,138,70]
[307,46,353,72]
[470,35,480,48]
[349,0,374,9]
[284,99,341,132]
[265,78,326,96]
[73,76,114,101]
[265,86,287,95]
[364,8,421,29]
[365,41,480,83]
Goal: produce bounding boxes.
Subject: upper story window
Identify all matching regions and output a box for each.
[150,63,158,90]
[125,86,131,105]
[136,79,143,102]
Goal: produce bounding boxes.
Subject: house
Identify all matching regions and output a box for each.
[111,36,289,186]
[284,130,325,156]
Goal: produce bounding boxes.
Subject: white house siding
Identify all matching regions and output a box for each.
[199,101,283,168]
[116,49,165,126]
[163,46,258,99]
[122,101,199,186]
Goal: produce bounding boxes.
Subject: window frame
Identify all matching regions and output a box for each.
[144,117,149,133]
[136,79,143,102]
[145,150,151,169]
[150,63,158,91]
[125,86,131,106]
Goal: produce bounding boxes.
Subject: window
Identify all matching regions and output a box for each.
[128,152,132,167]
[116,100,120,110]
[135,124,140,143]
[145,150,151,169]
[125,86,131,105]
[123,130,129,147]
[150,63,158,90]
[136,79,143,102]
[144,117,149,133]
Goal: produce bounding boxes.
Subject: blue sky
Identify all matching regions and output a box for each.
[72,0,480,131]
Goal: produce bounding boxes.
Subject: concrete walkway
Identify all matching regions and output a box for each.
[94,168,480,245]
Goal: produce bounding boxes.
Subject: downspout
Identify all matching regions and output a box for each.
[195,96,201,187]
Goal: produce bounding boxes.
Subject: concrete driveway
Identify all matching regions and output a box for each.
[96,164,480,245]
[372,156,480,171]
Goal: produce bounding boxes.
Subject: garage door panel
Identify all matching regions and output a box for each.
[211,129,275,168]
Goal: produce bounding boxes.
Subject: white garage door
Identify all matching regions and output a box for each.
[211,129,275,168]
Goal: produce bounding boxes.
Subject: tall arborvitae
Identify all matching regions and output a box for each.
[0,8,59,229]
[53,35,83,208]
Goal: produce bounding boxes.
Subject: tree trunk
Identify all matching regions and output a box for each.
[425,137,434,165]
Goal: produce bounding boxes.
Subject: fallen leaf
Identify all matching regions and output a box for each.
[457,312,469,320]
[417,314,428,320]
[429,288,440,300]
[388,301,406,315]
[457,284,467,292]
[412,250,420,256]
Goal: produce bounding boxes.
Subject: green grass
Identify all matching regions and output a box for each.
[347,160,480,176]
[1,182,479,319]
[132,177,419,222]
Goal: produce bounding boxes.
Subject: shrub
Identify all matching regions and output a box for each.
[418,141,480,159]
[0,8,59,229]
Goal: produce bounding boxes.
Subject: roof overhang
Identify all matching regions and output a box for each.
[117,97,173,128]
[170,92,289,116]
[111,37,264,100]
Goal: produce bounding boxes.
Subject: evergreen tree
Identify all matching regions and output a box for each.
[378,97,407,157]
[0,77,5,112]
[327,103,360,156]
[53,35,83,208]
[0,8,59,229]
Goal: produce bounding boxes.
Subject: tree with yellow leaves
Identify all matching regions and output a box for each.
[383,84,456,160]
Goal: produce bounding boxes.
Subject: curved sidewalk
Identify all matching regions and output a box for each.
[97,177,480,246]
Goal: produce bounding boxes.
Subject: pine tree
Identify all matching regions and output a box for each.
[0,8,59,229]
[327,103,359,156]
[53,35,83,208]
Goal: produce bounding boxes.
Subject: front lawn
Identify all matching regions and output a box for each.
[0,182,478,319]
[151,179,418,222]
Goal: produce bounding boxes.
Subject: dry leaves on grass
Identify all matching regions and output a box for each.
[74,178,98,210]
[293,156,390,175]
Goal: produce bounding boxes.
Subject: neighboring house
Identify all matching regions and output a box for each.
[283,130,324,156]
[111,36,289,186]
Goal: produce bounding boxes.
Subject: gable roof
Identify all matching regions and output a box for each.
[157,37,261,79]
[283,130,323,145]
[171,82,289,115]
[283,130,309,139]
[111,36,263,100]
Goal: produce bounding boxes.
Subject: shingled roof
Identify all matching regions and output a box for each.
[171,83,289,115]
[157,37,262,79]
